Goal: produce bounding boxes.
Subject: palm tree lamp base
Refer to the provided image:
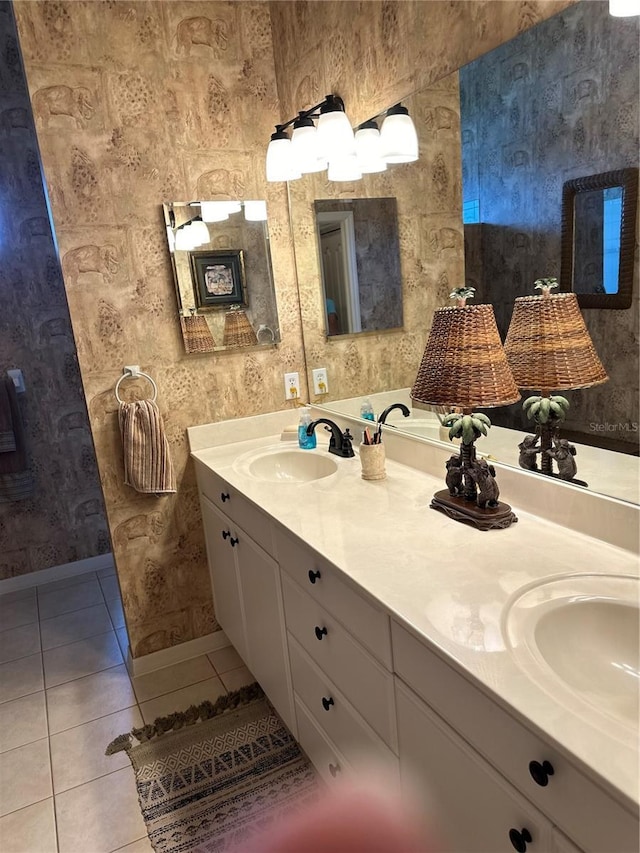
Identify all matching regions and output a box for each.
[431,490,518,531]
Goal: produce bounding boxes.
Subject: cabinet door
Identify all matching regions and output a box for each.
[200,495,248,663]
[236,532,296,734]
[396,680,552,853]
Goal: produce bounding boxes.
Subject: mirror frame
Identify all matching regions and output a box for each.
[560,167,638,309]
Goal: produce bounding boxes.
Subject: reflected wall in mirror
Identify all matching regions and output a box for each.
[560,168,638,309]
[162,201,281,353]
[296,0,639,505]
[314,198,403,336]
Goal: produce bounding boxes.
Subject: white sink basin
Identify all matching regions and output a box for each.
[235,447,339,483]
[504,574,640,731]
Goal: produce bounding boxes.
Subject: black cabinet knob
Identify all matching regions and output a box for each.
[328,763,340,778]
[222,530,230,540]
[528,760,554,787]
[509,828,532,852]
[321,696,334,711]
[221,492,230,502]
[315,626,328,641]
[308,569,321,584]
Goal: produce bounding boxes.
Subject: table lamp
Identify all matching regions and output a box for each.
[411,287,520,530]
[503,278,608,485]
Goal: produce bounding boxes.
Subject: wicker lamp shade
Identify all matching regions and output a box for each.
[411,303,520,409]
[180,313,216,354]
[222,307,258,347]
[504,292,608,391]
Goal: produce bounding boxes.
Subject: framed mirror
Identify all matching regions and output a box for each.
[314,197,403,337]
[162,201,281,353]
[560,168,638,309]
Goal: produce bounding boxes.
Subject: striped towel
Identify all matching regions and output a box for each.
[118,399,176,495]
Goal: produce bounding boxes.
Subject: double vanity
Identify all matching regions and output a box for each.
[188,408,639,853]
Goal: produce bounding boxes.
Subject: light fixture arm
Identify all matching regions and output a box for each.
[275,94,346,133]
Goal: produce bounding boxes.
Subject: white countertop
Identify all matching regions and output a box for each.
[189,414,639,815]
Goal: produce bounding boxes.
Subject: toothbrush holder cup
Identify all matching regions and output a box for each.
[359,443,386,480]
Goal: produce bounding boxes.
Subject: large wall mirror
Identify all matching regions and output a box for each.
[162,201,281,353]
[292,0,639,507]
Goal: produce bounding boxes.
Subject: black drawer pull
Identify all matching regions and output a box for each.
[528,760,554,787]
[509,828,532,852]
[314,626,328,641]
[321,696,334,711]
[221,492,230,502]
[308,569,321,584]
[328,762,340,778]
[230,536,239,547]
[222,530,231,540]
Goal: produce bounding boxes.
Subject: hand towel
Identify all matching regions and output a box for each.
[0,376,34,502]
[118,399,176,495]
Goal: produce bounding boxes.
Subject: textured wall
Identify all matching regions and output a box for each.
[14,0,304,657]
[0,1,108,580]
[460,1,639,444]
[272,0,574,403]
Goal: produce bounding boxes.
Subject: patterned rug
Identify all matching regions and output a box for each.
[106,683,320,853]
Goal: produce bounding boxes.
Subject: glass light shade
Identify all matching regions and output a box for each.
[200,202,230,223]
[327,154,362,182]
[219,201,242,214]
[316,109,355,160]
[355,126,387,174]
[166,225,175,253]
[266,136,301,182]
[175,224,197,251]
[243,200,268,221]
[189,219,210,245]
[291,124,327,173]
[380,110,419,163]
[609,0,639,14]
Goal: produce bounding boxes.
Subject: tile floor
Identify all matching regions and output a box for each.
[0,568,253,853]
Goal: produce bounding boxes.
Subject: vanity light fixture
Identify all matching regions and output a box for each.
[609,0,640,15]
[188,216,210,246]
[354,120,388,174]
[291,113,327,174]
[173,216,208,250]
[199,201,230,223]
[243,200,268,221]
[380,103,419,164]
[266,125,302,182]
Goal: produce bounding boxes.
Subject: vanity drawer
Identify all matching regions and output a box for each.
[391,620,639,853]
[289,635,400,780]
[283,574,397,751]
[275,526,392,668]
[195,462,274,555]
[295,696,351,786]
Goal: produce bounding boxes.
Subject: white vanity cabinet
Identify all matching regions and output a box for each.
[275,526,400,783]
[195,464,295,734]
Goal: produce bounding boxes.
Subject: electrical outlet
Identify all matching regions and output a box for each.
[312,367,328,396]
[284,372,300,400]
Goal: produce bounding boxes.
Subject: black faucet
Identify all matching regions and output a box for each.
[306,418,355,458]
[378,403,411,426]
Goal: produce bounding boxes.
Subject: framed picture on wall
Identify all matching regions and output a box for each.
[190,250,247,310]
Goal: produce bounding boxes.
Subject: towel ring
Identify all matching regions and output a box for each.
[114,368,158,405]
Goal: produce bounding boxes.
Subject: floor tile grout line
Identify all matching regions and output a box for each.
[47,699,140,738]
[132,669,221,707]
[0,792,56,823]
[35,587,60,853]
[53,762,138,800]
[44,641,125,691]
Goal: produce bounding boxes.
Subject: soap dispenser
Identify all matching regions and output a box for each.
[298,407,317,450]
[360,398,375,421]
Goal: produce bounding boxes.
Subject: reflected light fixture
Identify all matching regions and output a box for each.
[609,0,640,15]
[380,103,419,163]
[188,216,210,246]
[200,201,230,223]
[355,120,387,174]
[243,200,268,221]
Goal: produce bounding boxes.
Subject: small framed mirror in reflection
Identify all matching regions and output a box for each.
[314,197,403,337]
[560,167,638,310]
[162,200,281,353]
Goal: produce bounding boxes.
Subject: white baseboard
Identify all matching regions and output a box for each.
[125,629,230,678]
[0,553,115,595]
